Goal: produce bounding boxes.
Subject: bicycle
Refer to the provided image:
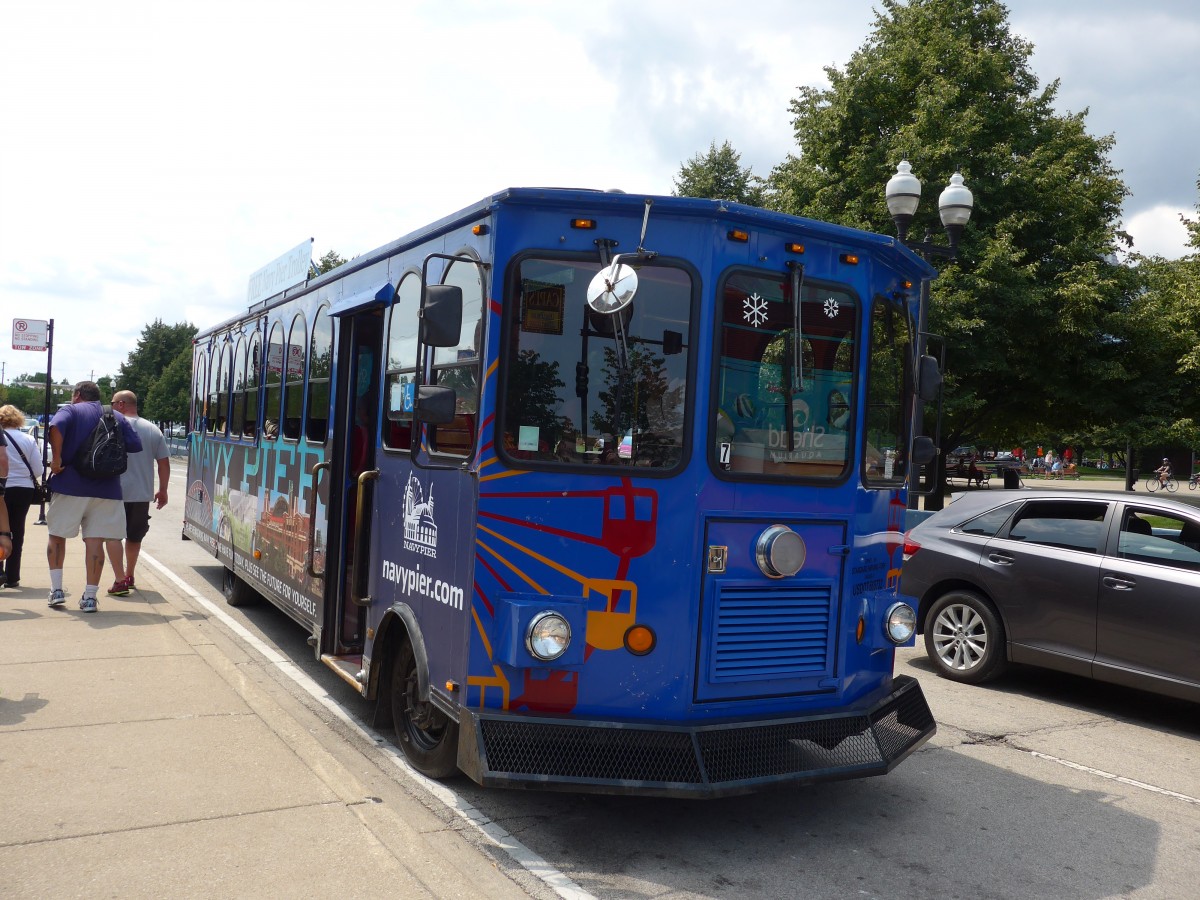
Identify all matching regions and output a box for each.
[1145,475,1178,492]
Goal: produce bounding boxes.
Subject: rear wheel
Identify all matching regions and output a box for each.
[390,640,459,778]
[1166,478,1178,493]
[924,590,1007,684]
[221,567,258,607]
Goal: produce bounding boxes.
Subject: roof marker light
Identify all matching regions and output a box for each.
[727,229,750,243]
[570,218,597,230]
[840,253,859,265]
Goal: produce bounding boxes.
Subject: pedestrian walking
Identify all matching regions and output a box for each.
[0,405,46,588]
[0,429,11,570]
[104,390,169,595]
[45,381,142,613]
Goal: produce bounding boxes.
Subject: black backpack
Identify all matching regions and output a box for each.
[74,405,128,479]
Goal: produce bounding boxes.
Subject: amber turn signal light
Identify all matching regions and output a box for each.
[624,624,657,656]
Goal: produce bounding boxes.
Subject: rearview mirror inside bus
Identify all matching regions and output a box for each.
[421,284,463,347]
[917,354,942,401]
[416,385,456,424]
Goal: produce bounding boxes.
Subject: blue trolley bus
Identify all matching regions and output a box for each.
[184,187,938,796]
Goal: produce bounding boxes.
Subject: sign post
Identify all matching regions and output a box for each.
[11,317,54,524]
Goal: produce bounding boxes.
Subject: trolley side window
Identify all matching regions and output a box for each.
[263,322,284,440]
[230,336,248,441]
[862,295,914,487]
[210,342,231,436]
[714,270,857,480]
[241,334,261,439]
[306,307,333,444]
[430,259,484,457]
[384,274,420,451]
[192,348,206,433]
[282,313,306,442]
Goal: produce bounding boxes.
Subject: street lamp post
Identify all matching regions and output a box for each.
[885,161,973,510]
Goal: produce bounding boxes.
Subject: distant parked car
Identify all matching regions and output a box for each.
[902,490,1200,702]
[170,424,187,438]
[21,417,41,439]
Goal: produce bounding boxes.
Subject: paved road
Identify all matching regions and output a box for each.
[151,459,1199,899]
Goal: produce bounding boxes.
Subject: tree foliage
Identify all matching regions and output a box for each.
[673,140,765,206]
[315,250,348,274]
[145,344,195,425]
[763,0,1133,487]
[116,320,197,418]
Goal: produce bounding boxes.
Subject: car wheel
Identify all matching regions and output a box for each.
[924,590,1007,684]
[390,639,459,778]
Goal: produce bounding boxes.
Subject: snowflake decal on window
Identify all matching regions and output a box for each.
[823,296,840,318]
[743,293,769,328]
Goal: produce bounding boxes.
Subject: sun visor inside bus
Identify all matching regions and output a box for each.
[329,281,396,317]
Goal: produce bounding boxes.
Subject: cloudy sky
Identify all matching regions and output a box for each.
[2,0,1197,390]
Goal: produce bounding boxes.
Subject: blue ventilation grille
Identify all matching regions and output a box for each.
[710,585,834,681]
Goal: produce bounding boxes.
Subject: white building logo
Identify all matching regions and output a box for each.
[402,474,438,558]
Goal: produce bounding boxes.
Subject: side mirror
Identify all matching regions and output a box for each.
[420,285,463,348]
[415,385,456,425]
[917,354,942,401]
[911,435,938,466]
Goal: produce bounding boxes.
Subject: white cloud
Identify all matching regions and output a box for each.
[1126,205,1192,259]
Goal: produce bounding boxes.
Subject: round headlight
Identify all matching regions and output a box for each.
[884,602,917,644]
[527,611,571,661]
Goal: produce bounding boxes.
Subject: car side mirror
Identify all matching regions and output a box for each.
[420,285,463,348]
[917,354,942,401]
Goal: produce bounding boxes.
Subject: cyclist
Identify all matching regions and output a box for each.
[1155,458,1172,487]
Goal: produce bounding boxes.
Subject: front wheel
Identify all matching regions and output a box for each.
[924,590,1007,684]
[390,640,459,778]
[1145,476,1160,492]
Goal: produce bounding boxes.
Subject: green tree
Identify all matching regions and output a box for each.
[674,140,765,206]
[769,0,1130,503]
[145,344,194,424]
[116,320,198,412]
[1091,178,1200,453]
[315,250,348,274]
[507,349,565,432]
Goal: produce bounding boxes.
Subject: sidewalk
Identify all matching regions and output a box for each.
[0,537,536,898]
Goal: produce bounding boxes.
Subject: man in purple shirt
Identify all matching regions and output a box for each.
[46,381,142,613]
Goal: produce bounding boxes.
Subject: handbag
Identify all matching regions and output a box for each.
[6,429,48,504]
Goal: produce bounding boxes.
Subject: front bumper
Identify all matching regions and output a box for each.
[456,675,934,798]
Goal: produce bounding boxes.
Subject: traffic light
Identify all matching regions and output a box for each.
[575,362,588,398]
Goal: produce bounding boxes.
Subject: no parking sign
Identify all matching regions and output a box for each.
[12,318,49,351]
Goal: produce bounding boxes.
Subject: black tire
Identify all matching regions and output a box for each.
[924,590,1007,684]
[390,640,459,778]
[221,567,258,607]
[1145,476,1160,492]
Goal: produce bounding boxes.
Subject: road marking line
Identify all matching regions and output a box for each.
[142,552,594,900]
[1029,750,1200,805]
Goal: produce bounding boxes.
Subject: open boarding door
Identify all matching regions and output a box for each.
[318,281,391,688]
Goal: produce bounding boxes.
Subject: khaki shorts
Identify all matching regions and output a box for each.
[47,494,128,540]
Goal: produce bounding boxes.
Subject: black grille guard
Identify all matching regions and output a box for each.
[456,675,935,798]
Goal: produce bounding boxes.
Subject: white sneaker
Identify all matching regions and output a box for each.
[48,589,67,608]
[79,595,98,613]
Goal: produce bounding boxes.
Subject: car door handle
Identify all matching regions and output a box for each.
[1103,574,1136,590]
[987,552,1015,565]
